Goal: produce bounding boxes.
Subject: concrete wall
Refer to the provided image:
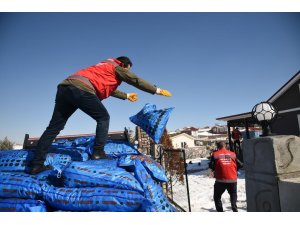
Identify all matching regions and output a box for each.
[243,135,300,211]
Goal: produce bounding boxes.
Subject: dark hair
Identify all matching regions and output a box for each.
[116,56,133,68]
[216,141,226,149]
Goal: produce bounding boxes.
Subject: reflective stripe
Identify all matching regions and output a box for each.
[67,75,95,91]
[214,154,236,159]
[216,179,237,183]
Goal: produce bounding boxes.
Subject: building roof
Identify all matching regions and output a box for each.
[170,132,196,140]
[216,70,300,123]
[182,126,199,131]
[267,70,300,103]
[198,131,222,136]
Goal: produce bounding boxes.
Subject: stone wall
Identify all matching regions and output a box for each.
[243,135,300,211]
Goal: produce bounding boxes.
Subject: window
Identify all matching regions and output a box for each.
[181,142,187,148]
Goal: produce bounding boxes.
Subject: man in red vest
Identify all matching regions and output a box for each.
[231,127,242,153]
[29,56,172,175]
[209,141,241,212]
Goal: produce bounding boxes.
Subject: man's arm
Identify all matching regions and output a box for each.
[115,66,158,94]
[111,89,127,100]
[209,155,215,171]
[236,158,244,170]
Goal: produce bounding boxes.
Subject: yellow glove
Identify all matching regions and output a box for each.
[127,93,138,102]
[156,88,172,97]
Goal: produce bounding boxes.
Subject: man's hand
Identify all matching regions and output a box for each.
[127,93,138,102]
[156,88,172,97]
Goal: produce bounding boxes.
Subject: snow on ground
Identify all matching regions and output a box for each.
[172,158,246,212]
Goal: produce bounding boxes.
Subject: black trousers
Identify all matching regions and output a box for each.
[233,139,241,153]
[213,181,238,212]
[32,85,110,165]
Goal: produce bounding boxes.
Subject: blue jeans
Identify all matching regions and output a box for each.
[32,85,110,165]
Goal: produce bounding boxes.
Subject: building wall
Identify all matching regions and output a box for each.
[272,79,300,136]
[272,111,300,136]
[171,134,195,148]
[274,80,300,110]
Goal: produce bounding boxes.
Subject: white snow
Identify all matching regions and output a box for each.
[171,158,246,212]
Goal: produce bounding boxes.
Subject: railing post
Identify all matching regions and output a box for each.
[182,148,191,212]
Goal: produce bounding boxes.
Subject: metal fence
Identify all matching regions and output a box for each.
[154,145,191,212]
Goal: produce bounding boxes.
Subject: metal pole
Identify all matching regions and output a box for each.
[182,149,191,212]
[227,122,233,150]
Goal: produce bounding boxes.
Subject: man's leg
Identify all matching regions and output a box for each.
[29,86,77,174]
[227,183,238,212]
[214,182,226,212]
[74,88,110,159]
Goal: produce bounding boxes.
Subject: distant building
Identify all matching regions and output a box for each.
[210,125,227,134]
[180,127,199,136]
[170,133,200,149]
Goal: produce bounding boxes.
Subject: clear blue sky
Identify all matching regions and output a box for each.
[1,12,300,143]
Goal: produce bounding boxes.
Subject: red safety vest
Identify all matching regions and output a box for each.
[212,148,237,183]
[232,130,241,140]
[72,58,123,100]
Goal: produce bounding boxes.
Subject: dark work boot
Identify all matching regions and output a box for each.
[91,149,109,160]
[28,163,50,175]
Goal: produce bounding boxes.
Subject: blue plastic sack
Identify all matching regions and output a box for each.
[119,155,167,182]
[132,160,176,212]
[0,150,34,172]
[129,103,174,143]
[0,172,47,199]
[0,198,47,212]
[103,140,139,157]
[35,170,65,187]
[43,186,151,212]
[72,136,94,147]
[51,136,140,158]
[51,136,95,155]
[48,147,89,161]
[62,160,143,193]
[51,139,73,148]
[44,153,72,177]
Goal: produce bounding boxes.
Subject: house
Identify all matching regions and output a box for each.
[170,133,199,149]
[179,127,199,136]
[210,125,227,134]
[216,70,300,147]
[197,131,227,142]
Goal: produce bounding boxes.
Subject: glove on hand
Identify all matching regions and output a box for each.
[156,88,172,97]
[127,93,138,102]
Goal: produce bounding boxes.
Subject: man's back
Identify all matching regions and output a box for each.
[212,148,237,183]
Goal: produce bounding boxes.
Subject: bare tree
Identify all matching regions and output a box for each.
[0,137,14,150]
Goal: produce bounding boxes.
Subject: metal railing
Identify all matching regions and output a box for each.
[154,145,191,212]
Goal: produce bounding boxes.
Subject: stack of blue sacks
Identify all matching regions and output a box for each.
[0,137,176,212]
